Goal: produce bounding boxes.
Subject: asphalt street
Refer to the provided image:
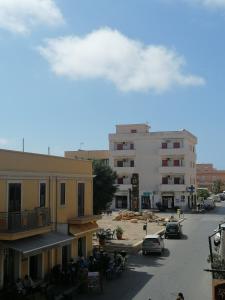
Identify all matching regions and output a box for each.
[78,203,225,300]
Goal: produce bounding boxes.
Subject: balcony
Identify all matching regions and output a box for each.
[117,184,132,191]
[159,184,186,192]
[0,208,52,240]
[159,166,186,174]
[159,147,186,156]
[68,214,101,225]
[114,166,135,174]
[111,149,136,157]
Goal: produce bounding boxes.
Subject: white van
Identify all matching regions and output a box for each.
[142,234,164,255]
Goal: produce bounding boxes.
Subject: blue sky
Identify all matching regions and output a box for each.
[0,0,225,168]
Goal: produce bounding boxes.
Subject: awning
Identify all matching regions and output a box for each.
[3,232,74,256]
[70,222,98,237]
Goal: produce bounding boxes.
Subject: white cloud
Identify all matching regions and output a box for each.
[38,28,205,93]
[0,138,8,145]
[0,0,64,34]
[196,0,225,9]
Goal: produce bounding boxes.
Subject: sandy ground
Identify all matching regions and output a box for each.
[96,212,165,244]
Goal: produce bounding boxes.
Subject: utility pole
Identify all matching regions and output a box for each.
[48,147,50,155]
[22,138,24,152]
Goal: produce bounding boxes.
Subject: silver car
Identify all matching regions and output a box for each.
[142,234,164,255]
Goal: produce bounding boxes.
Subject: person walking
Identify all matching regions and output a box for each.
[177,292,184,299]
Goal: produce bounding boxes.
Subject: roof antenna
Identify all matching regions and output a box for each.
[79,142,84,150]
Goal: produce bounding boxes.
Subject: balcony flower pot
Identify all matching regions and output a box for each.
[116,226,124,240]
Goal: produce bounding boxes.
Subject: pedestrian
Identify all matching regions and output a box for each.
[177,292,184,299]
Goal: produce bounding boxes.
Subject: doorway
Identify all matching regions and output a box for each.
[78,237,86,258]
[141,196,151,209]
[162,196,174,209]
[62,245,71,271]
[8,183,21,230]
[29,254,42,280]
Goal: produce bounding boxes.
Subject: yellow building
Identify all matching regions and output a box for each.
[0,149,99,289]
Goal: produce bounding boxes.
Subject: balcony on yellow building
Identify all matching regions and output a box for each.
[0,207,52,240]
[68,214,101,225]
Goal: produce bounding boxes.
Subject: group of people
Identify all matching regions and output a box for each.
[16,275,35,296]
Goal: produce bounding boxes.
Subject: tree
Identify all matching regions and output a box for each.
[93,160,117,214]
[197,188,210,200]
[212,180,224,194]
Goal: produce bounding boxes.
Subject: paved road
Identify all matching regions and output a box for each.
[78,203,225,300]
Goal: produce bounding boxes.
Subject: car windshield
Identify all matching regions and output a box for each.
[166,224,178,229]
[144,238,159,244]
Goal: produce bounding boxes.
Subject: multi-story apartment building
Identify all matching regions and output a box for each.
[0,149,99,289]
[109,124,197,211]
[197,163,225,191]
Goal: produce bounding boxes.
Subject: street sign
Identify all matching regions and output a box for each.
[143,192,152,197]
[186,185,195,193]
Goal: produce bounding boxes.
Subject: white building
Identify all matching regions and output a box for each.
[109,123,197,211]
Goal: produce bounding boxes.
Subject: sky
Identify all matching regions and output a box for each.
[0,0,225,168]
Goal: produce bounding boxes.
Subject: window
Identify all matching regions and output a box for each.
[130,143,134,150]
[78,183,85,217]
[174,177,180,184]
[117,161,123,167]
[60,183,66,206]
[162,160,168,167]
[117,144,123,150]
[173,142,180,149]
[162,143,167,149]
[174,160,180,167]
[162,177,168,184]
[117,177,123,184]
[39,183,46,207]
[130,160,134,167]
[131,129,137,133]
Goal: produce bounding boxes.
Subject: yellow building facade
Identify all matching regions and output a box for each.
[0,149,99,289]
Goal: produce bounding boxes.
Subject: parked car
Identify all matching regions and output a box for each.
[164,222,183,239]
[203,197,215,210]
[142,234,164,255]
[218,193,225,201]
[212,194,221,202]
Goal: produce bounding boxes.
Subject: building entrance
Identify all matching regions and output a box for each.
[162,196,174,209]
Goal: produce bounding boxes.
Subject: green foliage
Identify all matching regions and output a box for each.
[116,226,124,235]
[93,160,117,214]
[197,188,210,200]
[212,180,224,194]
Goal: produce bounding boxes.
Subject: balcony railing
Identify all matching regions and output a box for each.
[0,208,51,233]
